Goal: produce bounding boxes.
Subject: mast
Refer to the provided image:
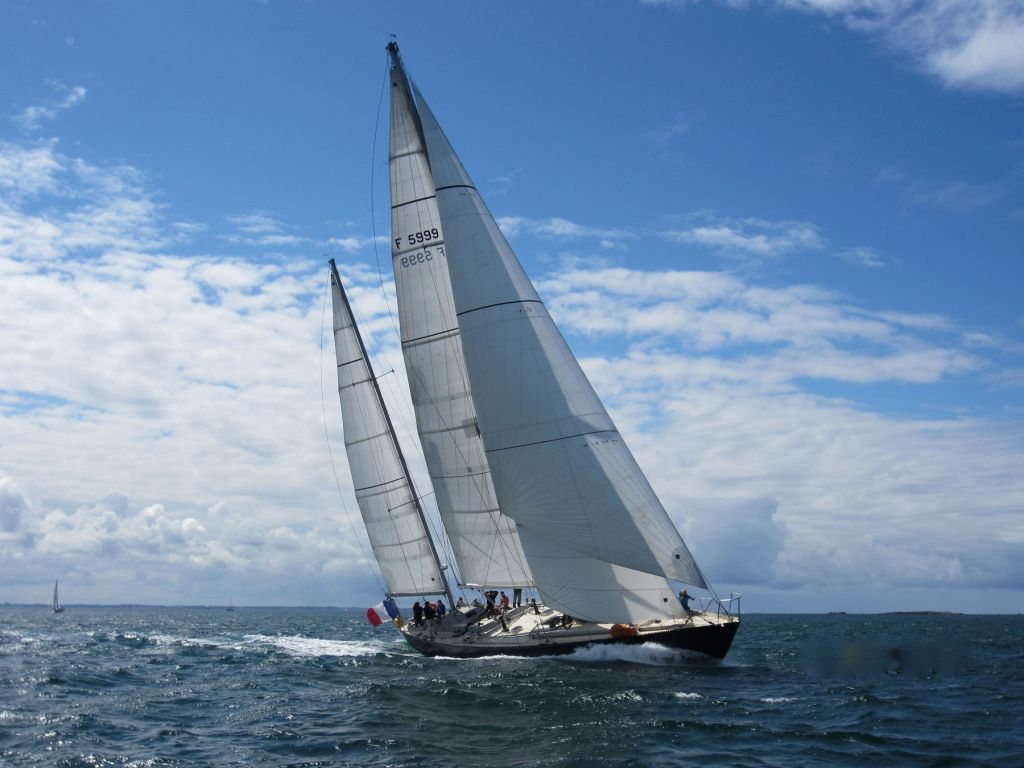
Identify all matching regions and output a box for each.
[329,259,454,606]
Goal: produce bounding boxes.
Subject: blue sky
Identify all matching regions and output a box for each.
[1,1,1022,612]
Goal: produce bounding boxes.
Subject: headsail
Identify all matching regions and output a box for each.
[387,45,533,590]
[398,52,707,594]
[330,261,448,597]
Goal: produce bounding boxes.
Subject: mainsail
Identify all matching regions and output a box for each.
[388,49,533,590]
[330,261,447,597]
[386,44,706,623]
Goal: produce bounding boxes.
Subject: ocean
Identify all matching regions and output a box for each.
[1,607,1020,767]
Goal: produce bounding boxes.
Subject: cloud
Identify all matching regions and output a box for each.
[497,215,635,245]
[680,498,787,584]
[1,133,1021,609]
[0,143,167,260]
[643,0,1024,94]
[0,135,421,604]
[908,180,1005,211]
[648,111,691,147]
[222,212,309,248]
[0,474,26,533]
[14,83,87,130]
[661,216,824,258]
[0,140,62,197]
[536,264,1023,595]
[839,246,885,268]
[328,234,389,253]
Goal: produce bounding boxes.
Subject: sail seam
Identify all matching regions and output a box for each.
[435,183,475,193]
[456,299,544,318]
[355,476,407,493]
[391,193,437,210]
[484,429,616,454]
[389,148,423,162]
[343,429,391,448]
[401,326,458,346]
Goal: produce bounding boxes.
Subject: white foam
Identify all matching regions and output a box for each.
[563,642,703,666]
[244,634,381,658]
[674,692,703,700]
[144,632,384,658]
[759,696,797,704]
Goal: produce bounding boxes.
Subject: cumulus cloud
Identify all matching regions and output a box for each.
[0,138,404,604]
[642,0,1024,93]
[497,215,635,246]
[0,474,26,533]
[221,212,309,248]
[537,263,1023,595]
[661,216,824,258]
[839,246,885,268]
[1,134,1021,609]
[538,264,978,385]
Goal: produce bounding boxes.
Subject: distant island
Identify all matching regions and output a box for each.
[826,610,963,616]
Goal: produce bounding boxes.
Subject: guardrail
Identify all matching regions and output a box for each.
[697,592,741,620]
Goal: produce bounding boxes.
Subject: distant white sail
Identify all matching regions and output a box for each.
[53,580,64,613]
[410,82,707,592]
[387,58,533,589]
[330,265,446,596]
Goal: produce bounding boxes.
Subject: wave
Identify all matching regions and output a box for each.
[142,632,387,658]
[243,634,381,658]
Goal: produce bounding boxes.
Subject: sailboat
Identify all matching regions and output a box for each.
[328,42,740,659]
[52,580,65,613]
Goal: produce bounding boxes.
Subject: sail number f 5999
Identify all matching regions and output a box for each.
[399,245,445,268]
[395,228,440,249]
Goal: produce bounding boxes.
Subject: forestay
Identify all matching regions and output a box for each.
[388,50,534,590]
[330,264,446,596]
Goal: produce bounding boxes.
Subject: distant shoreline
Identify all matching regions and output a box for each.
[828,610,963,616]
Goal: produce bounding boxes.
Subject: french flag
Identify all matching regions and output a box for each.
[366,597,400,627]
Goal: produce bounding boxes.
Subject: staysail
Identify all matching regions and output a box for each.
[384,46,707,625]
[329,261,448,597]
[387,48,533,590]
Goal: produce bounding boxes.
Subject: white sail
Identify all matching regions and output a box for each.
[330,265,446,596]
[518,528,684,624]
[387,54,533,589]
[409,81,707,591]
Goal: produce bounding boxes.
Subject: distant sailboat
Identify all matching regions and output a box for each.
[326,42,740,659]
[52,580,65,613]
[226,598,235,612]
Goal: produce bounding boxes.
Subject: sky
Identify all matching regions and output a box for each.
[1,1,1022,613]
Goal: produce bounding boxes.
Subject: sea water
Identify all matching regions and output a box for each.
[1,608,1020,766]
